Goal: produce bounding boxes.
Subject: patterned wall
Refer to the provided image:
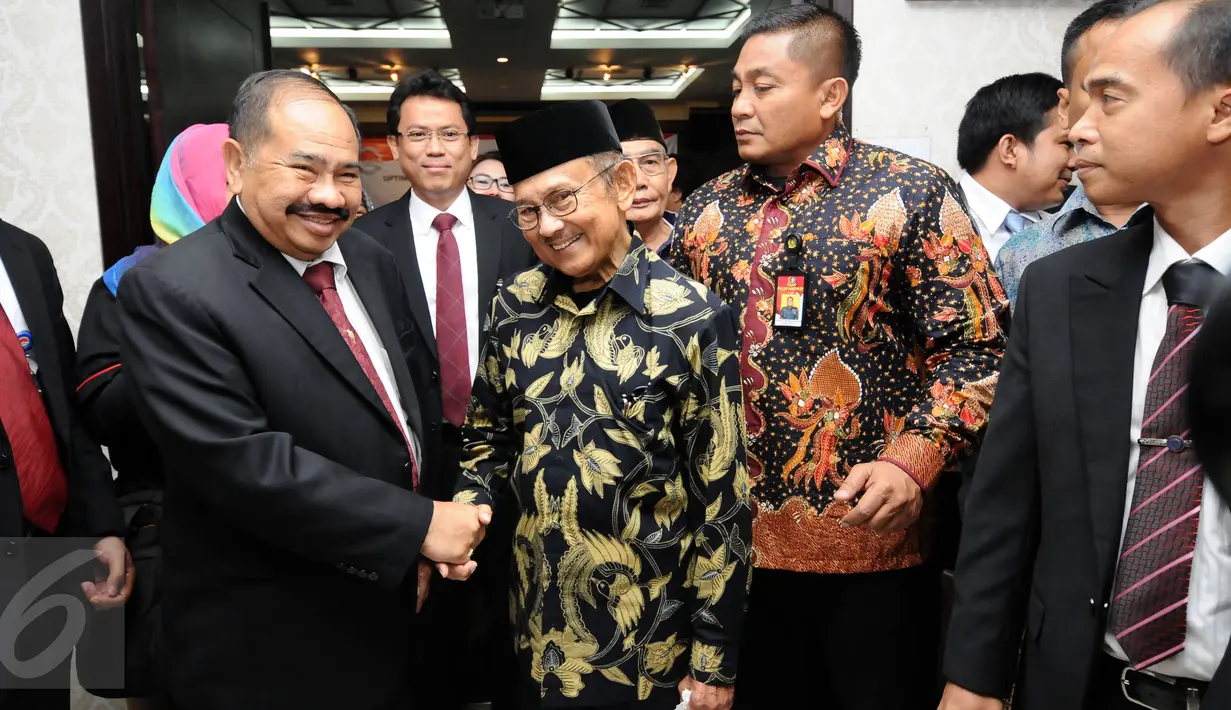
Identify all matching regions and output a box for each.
[0,0,104,336]
[853,0,1088,178]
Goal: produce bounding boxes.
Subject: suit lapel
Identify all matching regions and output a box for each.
[0,233,68,440]
[472,192,505,344]
[340,238,425,444]
[384,193,437,359]
[226,205,397,434]
[1069,216,1153,588]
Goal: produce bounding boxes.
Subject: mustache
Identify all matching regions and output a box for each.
[286,202,350,222]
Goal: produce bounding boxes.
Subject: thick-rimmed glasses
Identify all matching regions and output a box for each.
[395,129,470,143]
[469,174,513,193]
[628,149,668,177]
[508,162,617,231]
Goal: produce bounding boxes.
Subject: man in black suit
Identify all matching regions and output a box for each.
[116,69,490,710]
[0,219,129,710]
[355,69,535,708]
[941,2,1231,709]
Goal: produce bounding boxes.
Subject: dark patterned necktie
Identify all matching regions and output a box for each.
[432,212,470,428]
[303,262,418,489]
[0,303,67,533]
[1109,260,1221,669]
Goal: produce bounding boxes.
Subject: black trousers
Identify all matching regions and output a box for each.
[736,565,943,710]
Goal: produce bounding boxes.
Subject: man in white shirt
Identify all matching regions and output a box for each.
[940,1,1231,708]
[115,69,489,710]
[354,68,535,709]
[955,72,1075,262]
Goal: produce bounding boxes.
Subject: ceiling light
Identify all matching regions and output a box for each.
[603,72,611,81]
[496,57,509,63]
[551,7,752,49]
[541,67,704,101]
[300,66,312,75]
[390,71,399,82]
[270,27,452,49]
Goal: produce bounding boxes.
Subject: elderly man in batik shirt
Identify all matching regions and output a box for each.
[452,100,751,710]
[669,6,1007,710]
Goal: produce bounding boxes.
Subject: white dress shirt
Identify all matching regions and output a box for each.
[409,189,479,382]
[281,244,423,467]
[1103,218,1231,681]
[0,252,37,372]
[958,173,1043,263]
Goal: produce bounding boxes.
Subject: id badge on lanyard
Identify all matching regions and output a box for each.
[772,232,807,330]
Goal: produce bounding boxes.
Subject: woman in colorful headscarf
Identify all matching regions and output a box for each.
[74,123,230,710]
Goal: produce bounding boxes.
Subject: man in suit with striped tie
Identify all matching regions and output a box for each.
[941,1,1231,708]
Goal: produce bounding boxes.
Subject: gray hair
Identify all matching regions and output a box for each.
[587,151,625,189]
[227,69,346,151]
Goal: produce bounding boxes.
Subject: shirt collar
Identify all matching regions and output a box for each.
[540,235,652,317]
[959,173,1038,238]
[281,240,347,279]
[745,120,854,194]
[1142,215,1231,296]
[409,188,474,235]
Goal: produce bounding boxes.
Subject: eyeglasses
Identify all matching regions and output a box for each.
[395,128,470,143]
[508,163,617,231]
[627,150,668,177]
[469,174,513,193]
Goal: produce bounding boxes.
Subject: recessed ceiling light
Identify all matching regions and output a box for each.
[496,57,509,63]
[390,72,399,82]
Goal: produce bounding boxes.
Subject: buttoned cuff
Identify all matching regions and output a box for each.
[879,433,946,490]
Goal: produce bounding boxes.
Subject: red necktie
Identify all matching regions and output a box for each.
[432,213,470,428]
[0,303,67,533]
[1109,261,1216,669]
[303,262,419,489]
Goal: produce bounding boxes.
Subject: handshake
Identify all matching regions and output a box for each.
[421,501,493,581]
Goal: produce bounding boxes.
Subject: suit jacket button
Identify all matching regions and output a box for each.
[357,570,368,580]
[348,566,358,575]
[431,370,440,382]
[369,571,379,582]
[0,453,9,470]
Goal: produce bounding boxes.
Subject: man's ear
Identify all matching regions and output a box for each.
[1209,85,1231,145]
[1057,87,1072,130]
[469,135,480,162]
[222,138,247,196]
[818,77,850,122]
[666,156,679,194]
[612,159,638,212]
[995,134,1022,170]
[386,134,401,160]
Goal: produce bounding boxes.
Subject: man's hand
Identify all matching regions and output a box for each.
[679,676,734,710]
[415,560,432,613]
[835,461,923,534]
[82,536,133,609]
[422,501,491,568]
[937,682,1005,710]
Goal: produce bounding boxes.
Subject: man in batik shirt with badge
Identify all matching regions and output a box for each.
[452,100,751,710]
[669,6,1007,710]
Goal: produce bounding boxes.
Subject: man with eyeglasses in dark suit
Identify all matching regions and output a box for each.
[354,68,536,709]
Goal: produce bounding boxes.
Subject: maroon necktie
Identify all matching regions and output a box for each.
[432,213,470,427]
[303,262,418,489]
[1109,261,1219,669]
[0,304,67,533]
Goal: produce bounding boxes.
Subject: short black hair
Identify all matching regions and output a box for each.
[741,3,862,87]
[1060,0,1140,86]
[228,69,344,149]
[957,72,1064,174]
[386,69,477,136]
[475,150,502,164]
[1156,0,1231,97]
